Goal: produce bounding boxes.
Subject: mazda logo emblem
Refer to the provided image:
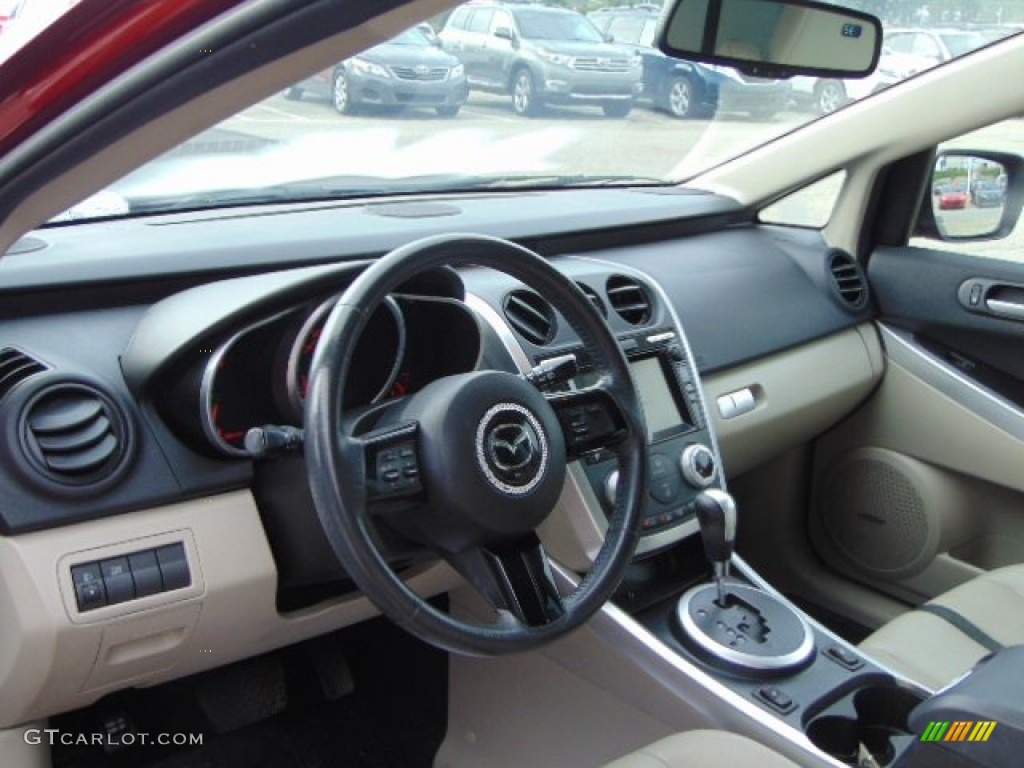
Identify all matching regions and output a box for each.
[475,403,549,495]
[488,422,536,471]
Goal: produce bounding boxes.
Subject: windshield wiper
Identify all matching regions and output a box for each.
[122,173,670,216]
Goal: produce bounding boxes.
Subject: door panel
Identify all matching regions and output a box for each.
[806,244,1024,607]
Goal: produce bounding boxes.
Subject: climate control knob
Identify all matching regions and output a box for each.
[604,469,620,506]
[680,444,717,488]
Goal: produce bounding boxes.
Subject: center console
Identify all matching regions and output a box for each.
[553,325,721,538]
[471,260,962,766]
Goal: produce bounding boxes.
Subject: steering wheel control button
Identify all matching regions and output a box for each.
[156,544,191,592]
[680,443,717,488]
[100,557,136,605]
[128,550,163,598]
[476,403,549,495]
[72,563,107,612]
[366,433,422,500]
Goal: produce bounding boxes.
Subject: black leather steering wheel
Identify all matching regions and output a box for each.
[305,234,647,655]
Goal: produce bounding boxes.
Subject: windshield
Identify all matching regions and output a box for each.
[515,10,603,42]
[390,27,431,46]
[16,0,1016,222]
[939,31,989,56]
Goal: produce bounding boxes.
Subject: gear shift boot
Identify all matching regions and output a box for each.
[676,583,815,673]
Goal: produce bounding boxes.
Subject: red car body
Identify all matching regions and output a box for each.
[939,190,968,209]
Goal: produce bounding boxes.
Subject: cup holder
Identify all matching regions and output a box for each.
[805,684,927,766]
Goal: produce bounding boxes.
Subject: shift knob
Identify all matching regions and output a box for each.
[694,489,737,565]
[694,489,737,604]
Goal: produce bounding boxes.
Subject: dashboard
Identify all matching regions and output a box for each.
[0,187,881,728]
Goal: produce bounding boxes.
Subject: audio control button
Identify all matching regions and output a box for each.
[680,444,717,488]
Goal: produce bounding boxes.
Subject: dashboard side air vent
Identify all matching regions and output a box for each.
[576,282,607,318]
[827,249,869,310]
[503,290,557,345]
[606,275,652,325]
[19,382,132,489]
[0,347,47,401]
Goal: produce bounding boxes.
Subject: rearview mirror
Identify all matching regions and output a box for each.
[657,0,882,79]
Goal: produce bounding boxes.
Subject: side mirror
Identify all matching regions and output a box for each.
[604,32,615,43]
[657,0,882,79]
[916,150,1024,242]
[494,26,515,42]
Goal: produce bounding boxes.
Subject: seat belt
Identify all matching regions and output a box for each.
[918,604,1005,652]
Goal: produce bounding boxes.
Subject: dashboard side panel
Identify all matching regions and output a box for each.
[704,324,883,478]
[0,490,460,728]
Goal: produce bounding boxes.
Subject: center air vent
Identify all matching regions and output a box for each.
[20,383,131,489]
[576,282,607,318]
[0,347,47,401]
[606,275,652,325]
[503,290,557,345]
[827,250,869,310]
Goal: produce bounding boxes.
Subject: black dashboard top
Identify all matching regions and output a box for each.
[0,188,869,534]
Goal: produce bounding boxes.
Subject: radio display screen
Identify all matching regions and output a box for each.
[631,356,685,437]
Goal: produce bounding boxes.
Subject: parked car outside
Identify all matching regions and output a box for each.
[438,1,642,117]
[789,56,902,115]
[588,6,789,119]
[971,178,1006,207]
[883,27,990,70]
[939,184,969,209]
[287,26,468,117]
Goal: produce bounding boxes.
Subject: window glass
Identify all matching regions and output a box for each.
[514,9,603,42]
[760,172,846,229]
[467,9,493,34]
[608,16,646,46]
[490,10,511,34]
[447,7,468,31]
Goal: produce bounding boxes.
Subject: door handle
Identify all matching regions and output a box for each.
[985,297,1024,320]
[959,278,1024,322]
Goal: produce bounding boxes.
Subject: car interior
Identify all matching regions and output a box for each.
[1,0,1024,767]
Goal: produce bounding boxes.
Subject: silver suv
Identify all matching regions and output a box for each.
[439,2,643,117]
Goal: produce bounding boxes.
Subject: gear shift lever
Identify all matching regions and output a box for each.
[694,489,737,606]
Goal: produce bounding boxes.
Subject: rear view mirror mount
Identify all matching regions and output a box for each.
[657,0,882,80]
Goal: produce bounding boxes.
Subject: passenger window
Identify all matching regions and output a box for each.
[608,17,645,46]
[886,34,912,54]
[640,19,657,48]
[447,7,468,31]
[490,10,511,35]
[912,35,941,59]
[467,9,493,34]
[759,172,846,229]
[911,120,1022,262]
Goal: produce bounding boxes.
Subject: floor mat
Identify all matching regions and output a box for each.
[51,614,448,768]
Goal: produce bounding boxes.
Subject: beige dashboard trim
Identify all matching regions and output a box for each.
[704,324,883,478]
[0,490,460,728]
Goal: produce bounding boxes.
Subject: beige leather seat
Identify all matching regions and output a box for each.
[604,731,799,768]
[861,564,1024,690]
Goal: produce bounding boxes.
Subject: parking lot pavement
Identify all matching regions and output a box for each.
[212,91,806,180]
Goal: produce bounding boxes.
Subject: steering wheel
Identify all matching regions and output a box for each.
[304,234,647,655]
